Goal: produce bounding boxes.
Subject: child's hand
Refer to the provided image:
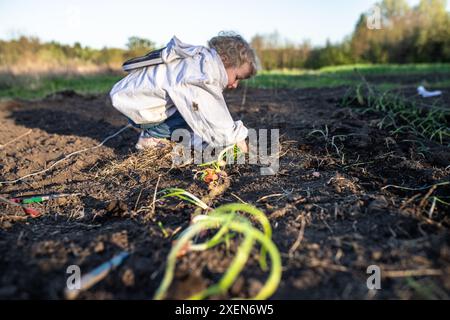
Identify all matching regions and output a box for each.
[237,140,248,153]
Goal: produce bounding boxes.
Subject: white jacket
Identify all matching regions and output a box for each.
[110,36,248,147]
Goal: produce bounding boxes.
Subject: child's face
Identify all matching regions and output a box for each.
[225,63,252,90]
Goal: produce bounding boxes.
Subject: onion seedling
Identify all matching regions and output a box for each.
[153,204,281,300]
[158,188,209,210]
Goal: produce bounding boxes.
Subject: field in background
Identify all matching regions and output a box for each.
[250,63,450,89]
[1,63,449,100]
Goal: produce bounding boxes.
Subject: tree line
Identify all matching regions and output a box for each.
[252,0,450,69]
[0,36,156,74]
[1,0,449,74]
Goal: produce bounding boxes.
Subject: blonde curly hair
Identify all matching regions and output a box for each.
[208,31,258,77]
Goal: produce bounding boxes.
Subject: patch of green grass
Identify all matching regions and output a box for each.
[247,73,356,89]
[1,63,449,99]
[247,63,450,89]
[0,74,122,100]
[318,63,450,75]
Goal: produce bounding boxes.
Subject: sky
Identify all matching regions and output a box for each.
[0,0,449,49]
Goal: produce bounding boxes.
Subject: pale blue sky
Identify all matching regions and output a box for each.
[0,0,448,49]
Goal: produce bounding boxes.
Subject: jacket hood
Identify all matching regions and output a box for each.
[162,36,203,63]
[162,36,228,89]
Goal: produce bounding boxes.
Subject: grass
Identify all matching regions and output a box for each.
[341,82,450,146]
[0,73,122,100]
[317,63,450,75]
[248,63,450,89]
[1,63,449,100]
[308,125,348,164]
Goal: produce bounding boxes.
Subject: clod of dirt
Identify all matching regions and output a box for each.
[327,173,362,194]
[248,278,263,297]
[312,171,321,178]
[104,200,128,217]
[269,204,296,220]
[230,276,245,296]
[372,250,383,261]
[93,241,105,253]
[110,231,129,250]
[0,221,13,229]
[168,272,208,299]
[121,268,135,287]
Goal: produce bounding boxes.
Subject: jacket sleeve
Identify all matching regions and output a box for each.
[165,81,248,147]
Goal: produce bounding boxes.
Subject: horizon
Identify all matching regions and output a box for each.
[1,0,448,50]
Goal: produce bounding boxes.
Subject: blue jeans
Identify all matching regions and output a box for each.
[128,110,190,139]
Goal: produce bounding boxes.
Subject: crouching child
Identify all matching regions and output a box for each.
[110,32,258,155]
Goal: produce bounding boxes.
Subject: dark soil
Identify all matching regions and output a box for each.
[0,83,449,300]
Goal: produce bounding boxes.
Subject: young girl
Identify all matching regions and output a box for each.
[110,32,258,152]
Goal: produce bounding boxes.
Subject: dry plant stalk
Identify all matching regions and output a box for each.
[193,176,231,217]
[99,144,173,178]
